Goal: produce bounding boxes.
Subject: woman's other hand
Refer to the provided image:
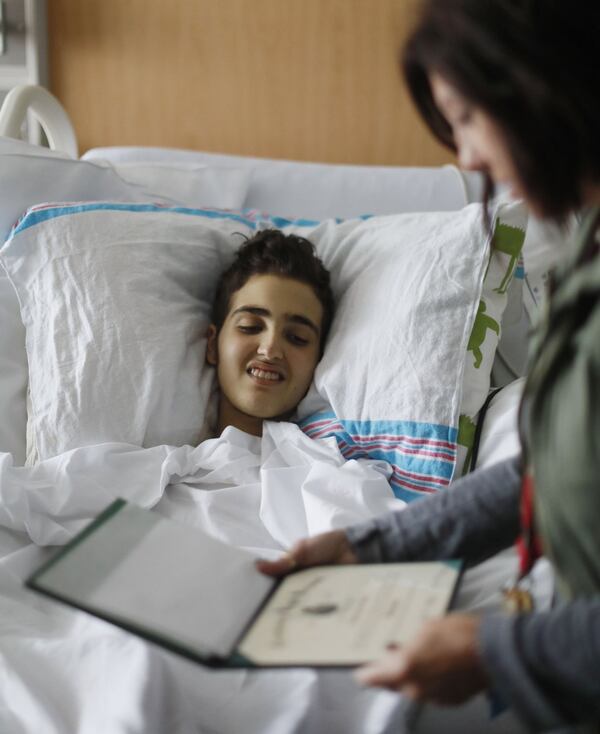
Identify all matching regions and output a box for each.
[256,529,358,576]
[355,613,489,705]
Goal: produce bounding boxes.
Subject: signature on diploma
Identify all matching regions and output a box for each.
[301,603,339,615]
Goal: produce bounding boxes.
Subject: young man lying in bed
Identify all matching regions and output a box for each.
[203,228,333,438]
[0,229,402,551]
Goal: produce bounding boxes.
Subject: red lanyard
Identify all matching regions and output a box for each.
[516,472,543,577]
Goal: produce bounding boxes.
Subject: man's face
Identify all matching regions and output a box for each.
[207,274,323,432]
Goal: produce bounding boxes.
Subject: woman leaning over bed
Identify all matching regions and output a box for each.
[259,1,600,731]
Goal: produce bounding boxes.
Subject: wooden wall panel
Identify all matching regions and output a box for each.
[47,0,455,166]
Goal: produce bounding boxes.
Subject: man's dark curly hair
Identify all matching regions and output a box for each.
[212,229,334,352]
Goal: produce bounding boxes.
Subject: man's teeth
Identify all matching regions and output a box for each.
[249,368,281,381]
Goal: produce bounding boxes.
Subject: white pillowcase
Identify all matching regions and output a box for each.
[0,139,252,464]
[475,378,524,470]
[83,146,482,219]
[453,203,527,473]
[0,269,27,463]
[89,160,251,210]
[291,200,526,496]
[2,204,245,460]
[1,201,525,501]
[0,138,147,244]
[0,138,151,465]
[0,139,251,245]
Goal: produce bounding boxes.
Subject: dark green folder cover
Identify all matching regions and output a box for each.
[27,499,462,669]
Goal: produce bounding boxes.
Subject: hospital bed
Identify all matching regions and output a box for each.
[0,85,558,734]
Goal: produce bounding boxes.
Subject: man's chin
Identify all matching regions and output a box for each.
[246,407,294,423]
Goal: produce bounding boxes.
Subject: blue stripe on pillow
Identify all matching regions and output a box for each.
[267,214,373,228]
[10,203,376,238]
[10,202,264,236]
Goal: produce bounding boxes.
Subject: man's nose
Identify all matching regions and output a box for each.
[257,331,283,360]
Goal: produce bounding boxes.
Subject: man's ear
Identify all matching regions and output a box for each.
[206,324,218,366]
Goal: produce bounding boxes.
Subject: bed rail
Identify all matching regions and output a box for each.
[0,84,78,158]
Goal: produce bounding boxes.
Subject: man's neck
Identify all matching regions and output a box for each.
[217,399,263,437]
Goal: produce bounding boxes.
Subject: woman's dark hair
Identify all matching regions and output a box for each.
[402,0,600,220]
[212,229,334,350]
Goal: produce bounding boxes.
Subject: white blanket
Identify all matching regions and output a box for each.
[0,421,520,733]
[0,422,412,734]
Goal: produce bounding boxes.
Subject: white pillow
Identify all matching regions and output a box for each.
[89,160,251,210]
[1,201,525,501]
[1,203,247,460]
[0,138,150,244]
[0,269,27,463]
[83,146,481,219]
[289,200,526,498]
[0,140,251,244]
[475,378,524,470]
[0,138,251,464]
[0,138,150,464]
[455,202,527,471]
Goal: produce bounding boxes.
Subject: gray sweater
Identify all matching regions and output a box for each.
[345,455,600,733]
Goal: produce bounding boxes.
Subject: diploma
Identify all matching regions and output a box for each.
[27,499,461,668]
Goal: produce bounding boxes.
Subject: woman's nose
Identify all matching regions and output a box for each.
[455,134,484,172]
[257,331,283,360]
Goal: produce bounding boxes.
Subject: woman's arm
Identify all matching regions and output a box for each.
[481,599,600,730]
[258,454,522,574]
[355,599,600,731]
[346,454,522,565]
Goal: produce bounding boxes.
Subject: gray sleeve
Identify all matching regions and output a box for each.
[345,455,522,565]
[480,600,600,731]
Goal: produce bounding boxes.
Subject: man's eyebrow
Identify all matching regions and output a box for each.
[232,306,320,335]
[287,314,320,335]
[233,306,270,318]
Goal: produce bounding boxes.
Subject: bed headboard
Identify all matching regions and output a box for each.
[46,0,455,166]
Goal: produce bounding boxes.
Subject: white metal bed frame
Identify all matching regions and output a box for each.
[0,84,78,157]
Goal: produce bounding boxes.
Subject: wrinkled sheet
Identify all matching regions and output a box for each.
[0,421,519,734]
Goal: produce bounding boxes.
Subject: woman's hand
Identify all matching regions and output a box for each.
[255,529,358,576]
[355,613,489,705]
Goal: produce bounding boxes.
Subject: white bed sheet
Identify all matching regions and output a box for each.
[0,420,526,734]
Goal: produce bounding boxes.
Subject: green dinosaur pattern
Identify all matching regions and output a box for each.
[457,414,477,475]
[467,299,500,368]
[492,221,526,294]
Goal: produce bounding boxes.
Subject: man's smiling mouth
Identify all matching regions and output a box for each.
[247,367,283,382]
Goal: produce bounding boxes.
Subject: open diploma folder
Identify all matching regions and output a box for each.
[27,500,461,668]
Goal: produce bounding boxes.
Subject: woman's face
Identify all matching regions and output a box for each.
[429,72,527,204]
[206,273,323,435]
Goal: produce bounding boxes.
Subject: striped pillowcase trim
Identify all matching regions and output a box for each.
[298,412,457,503]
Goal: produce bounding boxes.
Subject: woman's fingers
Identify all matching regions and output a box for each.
[255,550,299,576]
[255,530,357,576]
[353,615,489,706]
[354,650,409,691]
